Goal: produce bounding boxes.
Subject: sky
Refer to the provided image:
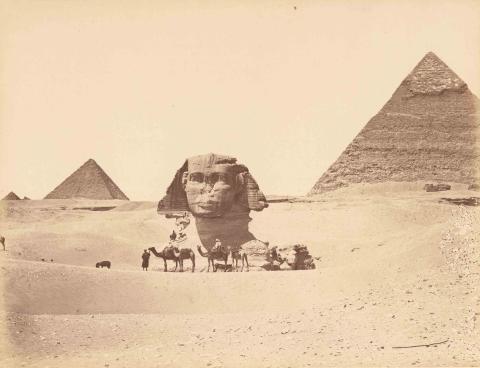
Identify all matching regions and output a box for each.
[1,0,479,200]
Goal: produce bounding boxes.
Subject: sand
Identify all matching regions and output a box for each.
[1,182,479,367]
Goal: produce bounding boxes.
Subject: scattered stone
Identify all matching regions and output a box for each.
[439,197,480,206]
[424,184,451,192]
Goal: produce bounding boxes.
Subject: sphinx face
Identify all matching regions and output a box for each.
[183,164,238,218]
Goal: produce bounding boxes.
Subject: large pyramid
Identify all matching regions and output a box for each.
[309,52,480,195]
[45,159,129,200]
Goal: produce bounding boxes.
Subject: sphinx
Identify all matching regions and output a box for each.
[158,153,268,250]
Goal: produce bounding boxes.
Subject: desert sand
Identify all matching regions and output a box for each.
[1,182,479,367]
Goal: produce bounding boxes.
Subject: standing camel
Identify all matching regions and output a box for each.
[0,235,5,251]
[197,244,229,272]
[148,246,195,272]
[231,248,249,272]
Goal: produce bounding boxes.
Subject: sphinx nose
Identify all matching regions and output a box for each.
[207,185,216,194]
[206,181,215,191]
[200,182,214,194]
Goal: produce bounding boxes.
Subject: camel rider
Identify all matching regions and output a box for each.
[164,232,176,252]
[212,238,222,252]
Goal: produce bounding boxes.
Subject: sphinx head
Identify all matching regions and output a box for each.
[158,153,268,218]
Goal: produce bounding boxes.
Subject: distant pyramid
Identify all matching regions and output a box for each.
[2,192,20,200]
[309,52,480,195]
[45,159,129,200]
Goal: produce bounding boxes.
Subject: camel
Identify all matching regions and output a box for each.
[0,235,5,251]
[197,245,228,272]
[231,248,249,272]
[283,255,315,270]
[260,247,286,271]
[280,246,316,270]
[96,261,111,269]
[148,246,195,272]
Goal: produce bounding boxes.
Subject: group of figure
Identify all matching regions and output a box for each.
[174,212,190,241]
[141,212,194,272]
[143,233,314,273]
[143,232,245,273]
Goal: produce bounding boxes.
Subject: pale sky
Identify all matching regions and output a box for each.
[1,0,479,200]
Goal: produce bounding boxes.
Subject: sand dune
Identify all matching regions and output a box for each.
[1,182,479,367]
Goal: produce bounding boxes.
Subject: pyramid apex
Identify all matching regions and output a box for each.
[401,52,467,95]
[425,51,439,58]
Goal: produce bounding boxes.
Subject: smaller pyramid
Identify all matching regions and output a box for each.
[2,192,21,200]
[45,159,129,200]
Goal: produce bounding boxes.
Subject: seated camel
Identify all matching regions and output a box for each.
[231,248,249,272]
[148,246,195,272]
[280,245,316,270]
[259,247,286,271]
[197,245,229,272]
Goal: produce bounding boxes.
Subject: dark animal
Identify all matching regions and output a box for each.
[260,262,283,271]
[1,235,5,251]
[213,263,233,272]
[231,248,249,272]
[148,246,195,272]
[197,245,229,272]
[96,261,111,269]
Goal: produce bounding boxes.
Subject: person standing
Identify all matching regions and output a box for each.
[0,235,5,251]
[142,249,150,271]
